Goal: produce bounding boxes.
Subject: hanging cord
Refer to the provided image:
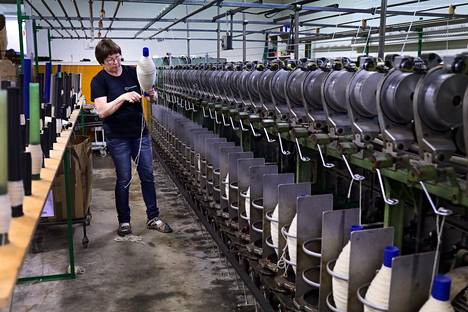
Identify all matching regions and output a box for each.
[362,26,372,54]
[277,226,291,275]
[419,181,452,295]
[401,0,422,53]
[124,113,146,189]
[327,12,343,53]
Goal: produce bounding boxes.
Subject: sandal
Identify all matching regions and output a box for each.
[147,217,173,233]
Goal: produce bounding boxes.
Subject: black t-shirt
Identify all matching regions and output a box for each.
[91,65,148,138]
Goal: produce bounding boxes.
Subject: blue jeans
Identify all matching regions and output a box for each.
[106,134,159,223]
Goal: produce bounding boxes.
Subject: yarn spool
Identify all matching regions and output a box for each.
[332,225,364,311]
[245,187,251,224]
[137,47,156,95]
[28,83,43,180]
[0,90,10,245]
[7,87,24,217]
[364,246,400,312]
[270,203,279,255]
[419,275,454,312]
[287,214,297,274]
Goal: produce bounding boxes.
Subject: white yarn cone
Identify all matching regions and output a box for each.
[270,204,279,255]
[0,194,11,244]
[27,144,43,178]
[333,241,351,311]
[245,187,251,224]
[419,275,454,312]
[8,180,24,209]
[364,246,400,312]
[224,173,230,198]
[287,214,298,274]
[137,47,156,95]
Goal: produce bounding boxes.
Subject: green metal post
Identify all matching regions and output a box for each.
[32,19,39,77]
[64,147,76,279]
[18,145,77,284]
[16,0,24,65]
[417,27,423,57]
[383,179,405,249]
[48,29,52,63]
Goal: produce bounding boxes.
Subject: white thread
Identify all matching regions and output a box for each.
[8,181,24,207]
[245,187,251,224]
[56,118,62,134]
[270,204,279,255]
[124,114,146,189]
[27,144,43,176]
[0,194,11,233]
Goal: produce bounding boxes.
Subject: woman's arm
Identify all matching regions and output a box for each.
[94,91,141,118]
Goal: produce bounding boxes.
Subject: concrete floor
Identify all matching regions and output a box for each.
[12,154,250,312]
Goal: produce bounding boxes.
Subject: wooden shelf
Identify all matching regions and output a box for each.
[0,106,82,309]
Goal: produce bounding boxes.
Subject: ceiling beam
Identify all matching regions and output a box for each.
[133,0,185,38]
[39,0,73,37]
[23,0,65,38]
[148,0,221,39]
[72,0,88,39]
[104,0,123,37]
[56,0,81,39]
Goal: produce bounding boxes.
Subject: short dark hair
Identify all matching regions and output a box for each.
[95,39,121,64]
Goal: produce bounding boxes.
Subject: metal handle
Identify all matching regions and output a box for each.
[263,128,276,143]
[265,211,278,223]
[278,133,291,155]
[317,144,334,168]
[375,168,399,206]
[190,101,197,112]
[342,155,365,181]
[208,108,214,120]
[419,181,453,216]
[251,221,263,233]
[239,119,249,132]
[202,106,209,118]
[302,267,320,288]
[229,116,239,130]
[302,239,322,258]
[214,111,222,124]
[295,137,310,162]
[249,122,261,137]
[221,113,230,127]
[265,236,277,249]
[326,259,348,281]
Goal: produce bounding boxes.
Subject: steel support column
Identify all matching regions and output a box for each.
[378,0,387,59]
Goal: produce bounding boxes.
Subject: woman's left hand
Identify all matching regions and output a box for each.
[147,88,158,102]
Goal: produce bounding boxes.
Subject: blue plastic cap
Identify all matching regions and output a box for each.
[143,47,149,57]
[350,224,364,234]
[383,246,400,268]
[432,275,451,301]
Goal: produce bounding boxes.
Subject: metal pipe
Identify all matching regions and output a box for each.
[28,15,360,28]
[273,3,338,23]
[49,36,266,42]
[133,0,184,38]
[40,0,73,38]
[104,0,122,37]
[24,0,64,38]
[242,15,246,62]
[47,29,51,62]
[186,5,190,60]
[89,0,94,41]
[212,0,261,21]
[294,5,300,59]
[32,19,39,76]
[72,0,88,39]
[217,5,220,65]
[57,0,80,39]
[39,25,317,35]
[16,0,24,61]
[148,0,220,39]
[378,0,387,59]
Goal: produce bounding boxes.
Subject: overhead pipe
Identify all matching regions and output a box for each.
[40,0,73,37]
[378,0,387,59]
[57,0,80,39]
[133,0,184,38]
[212,0,261,21]
[72,0,88,39]
[104,0,122,37]
[273,3,338,23]
[23,0,64,38]
[148,0,221,39]
[50,36,266,43]
[89,0,94,42]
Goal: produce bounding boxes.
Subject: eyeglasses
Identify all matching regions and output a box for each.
[104,55,121,64]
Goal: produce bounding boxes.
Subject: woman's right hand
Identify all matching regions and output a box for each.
[120,91,141,103]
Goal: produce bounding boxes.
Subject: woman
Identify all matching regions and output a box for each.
[91,39,172,236]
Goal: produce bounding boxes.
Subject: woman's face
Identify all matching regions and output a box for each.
[103,53,121,73]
